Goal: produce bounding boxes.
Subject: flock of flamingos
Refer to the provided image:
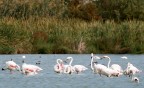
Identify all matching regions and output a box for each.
[1,53,142,83]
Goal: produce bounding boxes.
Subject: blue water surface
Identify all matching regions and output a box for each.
[0,54,143,88]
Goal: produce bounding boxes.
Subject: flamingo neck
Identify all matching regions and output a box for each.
[64,66,71,74]
[90,55,94,71]
[69,58,73,66]
[57,59,62,70]
[107,57,111,68]
[57,59,60,65]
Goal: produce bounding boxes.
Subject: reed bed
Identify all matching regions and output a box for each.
[0,0,144,54]
[0,17,144,54]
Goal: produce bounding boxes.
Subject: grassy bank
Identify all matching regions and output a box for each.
[0,0,144,54]
[0,17,144,54]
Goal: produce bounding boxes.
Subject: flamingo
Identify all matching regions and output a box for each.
[21,56,43,75]
[21,62,36,75]
[2,59,21,73]
[90,53,107,75]
[54,59,64,73]
[63,57,75,74]
[124,62,141,77]
[22,61,43,75]
[73,65,88,74]
[101,56,122,77]
[64,57,88,74]
[63,65,74,74]
[91,54,118,77]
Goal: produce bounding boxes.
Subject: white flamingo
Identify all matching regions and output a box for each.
[124,62,141,77]
[101,56,122,77]
[73,65,88,74]
[64,57,87,74]
[63,65,73,74]
[90,53,107,75]
[63,57,75,74]
[2,59,20,73]
[91,54,118,77]
[54,59,64,73]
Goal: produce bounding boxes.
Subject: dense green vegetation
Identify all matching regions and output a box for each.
[0,0,144,54]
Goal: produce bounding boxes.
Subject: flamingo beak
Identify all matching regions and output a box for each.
[63,58,69,63]
[100,57,103,60]
[62,59,66,63]
[2,68,5,71]
[63,60,67,63]
[93,61,98,64]
[100,56,106,60]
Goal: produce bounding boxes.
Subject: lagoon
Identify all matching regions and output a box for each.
[0,54,143,88]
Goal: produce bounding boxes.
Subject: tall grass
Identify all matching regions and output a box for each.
[0,0,144,54]
[0,17,144,54]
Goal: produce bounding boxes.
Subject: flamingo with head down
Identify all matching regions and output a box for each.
[124,62,141,77]
[2,59,20,73]
[22,61,43,75]
[21,56,43,75]
[73,65,88,74]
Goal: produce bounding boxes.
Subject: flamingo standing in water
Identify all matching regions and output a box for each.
[90,53,107,75]
[64,57,87,74]
[21,56,43,75]
[90,53,119,77]
[73,65,88,74]
[100,56,122,77]
[124,62,141,77]
[2,59,21,73]
[54,59,64,73]
[22,61,43,75]
[121,56,142,77]
[63,57,75,74]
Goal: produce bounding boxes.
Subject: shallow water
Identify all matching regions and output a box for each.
[0,54,143,88]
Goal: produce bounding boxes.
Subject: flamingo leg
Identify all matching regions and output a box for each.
[10,70,13,74]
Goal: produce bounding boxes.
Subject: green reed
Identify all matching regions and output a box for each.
[0,17,144,54]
